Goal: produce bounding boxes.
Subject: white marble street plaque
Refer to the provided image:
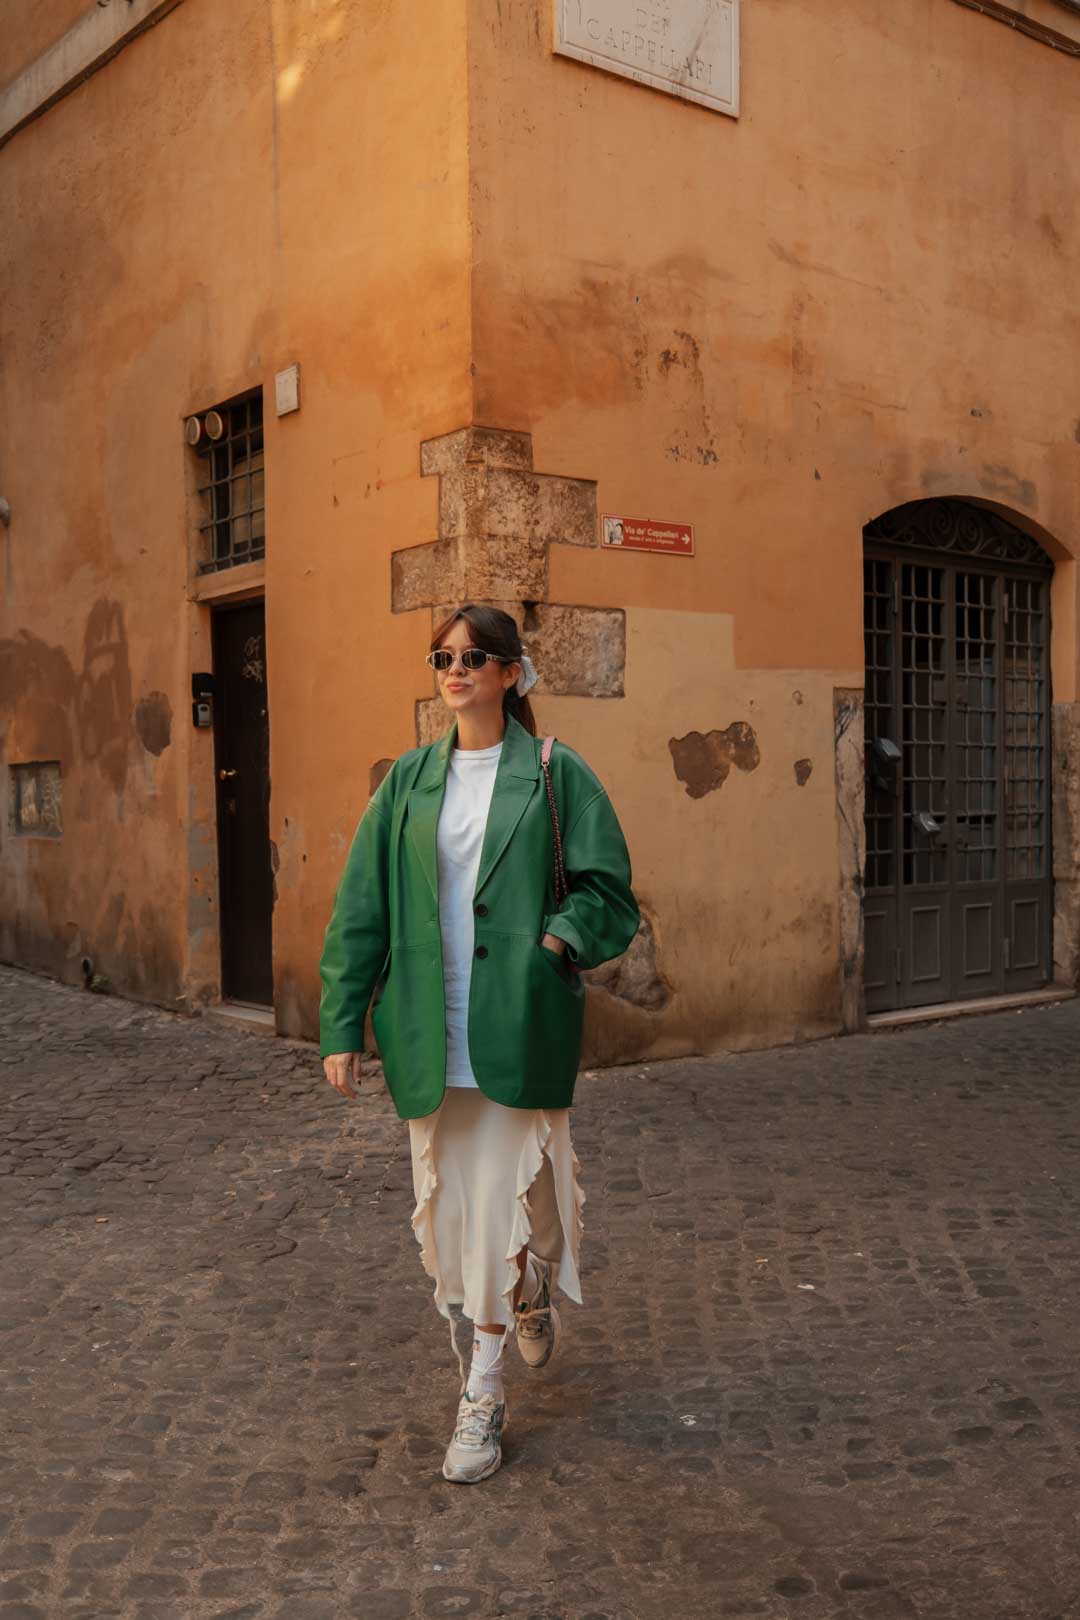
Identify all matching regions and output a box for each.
[554,0,739,117]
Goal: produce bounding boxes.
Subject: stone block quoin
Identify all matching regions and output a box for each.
[395,426,625,744]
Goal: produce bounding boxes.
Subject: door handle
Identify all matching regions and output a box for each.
[218,768,238,780]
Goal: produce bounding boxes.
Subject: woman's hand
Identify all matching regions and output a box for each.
[540,932,567,956]
[323,1051,364,1099]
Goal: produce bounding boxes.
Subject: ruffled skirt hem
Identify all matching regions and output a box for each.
[408,1088,585,1329]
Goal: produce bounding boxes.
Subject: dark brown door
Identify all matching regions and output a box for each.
[862,501,1052,1014]
[212,601,273,1004]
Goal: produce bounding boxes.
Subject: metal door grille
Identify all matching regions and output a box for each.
[864,557,894,892]
[901,563,947,889]
[1004,579,1047,882]
[862,499,1052,1013]
[955,570,998,886]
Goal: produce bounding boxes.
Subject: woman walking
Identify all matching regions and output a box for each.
[319,604,638,1483]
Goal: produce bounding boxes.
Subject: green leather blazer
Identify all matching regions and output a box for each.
[318,715,639,1119]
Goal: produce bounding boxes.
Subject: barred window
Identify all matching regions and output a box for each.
[192,391,265,573]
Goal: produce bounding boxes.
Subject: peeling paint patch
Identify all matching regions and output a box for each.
[1,602,132,790]
[794,758,813,786]
[665,443,719,466]
[0,631,76,761]
[658,330,719,468]
[77,599,133,792]
[587,908,672,1010]
[133,690,172,755]
[370,758,394,796]
[658,331,700,374]
[979,463,1037,510]
[669,723,760,799]
[1037,212,1063,252]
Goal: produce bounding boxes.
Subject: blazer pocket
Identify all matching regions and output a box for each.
[539,941,581,993]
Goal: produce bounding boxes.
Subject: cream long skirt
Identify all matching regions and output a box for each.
[408,1087,585,1329]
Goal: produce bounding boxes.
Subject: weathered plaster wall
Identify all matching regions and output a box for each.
[0,0,471,1017]
[533,609,860,1059]
[467,0,1080,621]
[4,0,1079,1058]
[454,0,1080,1048]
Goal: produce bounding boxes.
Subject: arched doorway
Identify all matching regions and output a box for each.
[862,498,1053,1012]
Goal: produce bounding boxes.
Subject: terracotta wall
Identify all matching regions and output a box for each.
[0,0,471,1015]
[461,0,1080,1053]
[3,0,1078,1056]
[468,1,1080,623]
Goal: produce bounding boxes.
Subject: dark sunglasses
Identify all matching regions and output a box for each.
[426,647,512,673]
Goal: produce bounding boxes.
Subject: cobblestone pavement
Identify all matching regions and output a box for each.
[1,965,1079,1620]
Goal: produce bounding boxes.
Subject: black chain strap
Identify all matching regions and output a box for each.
[540,744,568,909]
[541,742,579,976]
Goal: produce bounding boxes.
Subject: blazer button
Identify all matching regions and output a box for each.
[475,903,488,917]
[475,945,488,959]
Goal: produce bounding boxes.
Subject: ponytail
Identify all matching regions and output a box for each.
[503,687,537,737]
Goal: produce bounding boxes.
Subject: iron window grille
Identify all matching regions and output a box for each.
[194,392,265,573]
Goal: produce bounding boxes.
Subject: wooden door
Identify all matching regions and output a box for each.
[212,601,273,1005]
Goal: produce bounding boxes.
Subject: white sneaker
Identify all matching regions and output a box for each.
[442,1390,508,1483]
[513,1256,561,1369]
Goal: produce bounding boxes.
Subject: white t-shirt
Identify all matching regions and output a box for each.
[436,741,503,1087]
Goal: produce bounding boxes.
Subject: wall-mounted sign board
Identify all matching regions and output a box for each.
[601,514,695,555]
[554,1,739,118]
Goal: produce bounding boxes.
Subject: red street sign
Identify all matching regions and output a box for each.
[600,514,695,556]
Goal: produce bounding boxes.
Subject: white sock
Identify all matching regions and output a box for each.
[466,1329,505,1401]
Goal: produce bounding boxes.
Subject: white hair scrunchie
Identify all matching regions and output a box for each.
[516,653,538,697]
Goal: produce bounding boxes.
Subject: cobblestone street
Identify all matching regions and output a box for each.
[1,965,1079,1620]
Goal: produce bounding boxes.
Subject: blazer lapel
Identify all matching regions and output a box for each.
[474,717,541,899]
[406,723,456,905]
[405,717,541,905]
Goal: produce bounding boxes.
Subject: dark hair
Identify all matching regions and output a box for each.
[430,604,537,737]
